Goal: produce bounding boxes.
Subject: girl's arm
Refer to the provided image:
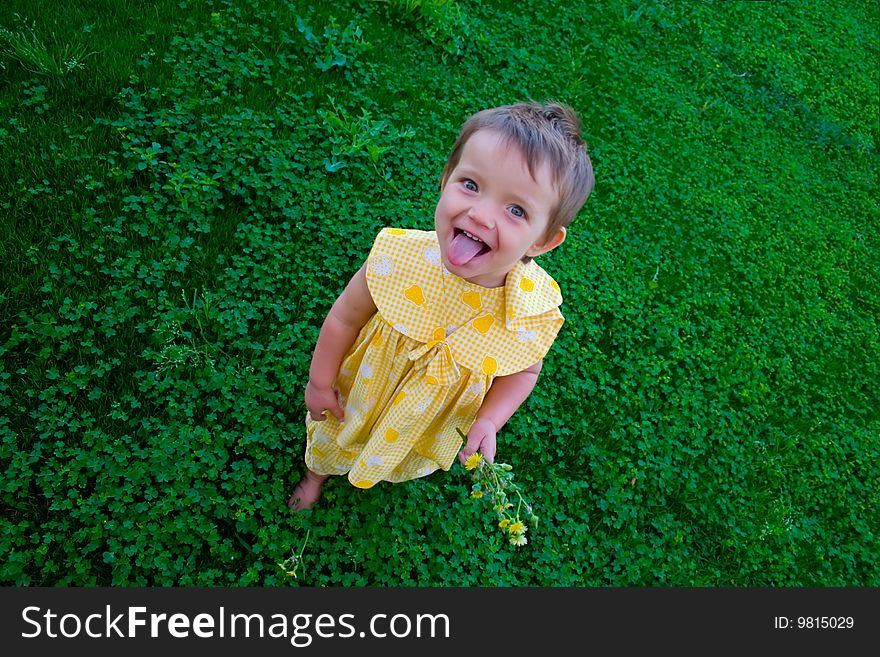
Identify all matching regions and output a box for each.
[305,264,377,421]
[458,360,543,463]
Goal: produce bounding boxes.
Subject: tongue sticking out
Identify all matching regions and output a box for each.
[448,232,488,266]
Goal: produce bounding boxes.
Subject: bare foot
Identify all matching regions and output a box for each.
[288,471,329,511]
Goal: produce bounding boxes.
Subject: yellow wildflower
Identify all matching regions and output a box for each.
[470,490,483,499]
[498,519,511,529]
[464,452,482,471]
[508,521,526,535]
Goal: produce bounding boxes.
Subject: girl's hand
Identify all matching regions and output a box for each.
[458,417,497,465]
[305,380,345,422]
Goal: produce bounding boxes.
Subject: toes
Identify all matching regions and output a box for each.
[288,481,320,511]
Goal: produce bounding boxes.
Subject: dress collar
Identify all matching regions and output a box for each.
[502,258,563,329]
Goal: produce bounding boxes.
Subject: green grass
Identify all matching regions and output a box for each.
[1,0,878,586]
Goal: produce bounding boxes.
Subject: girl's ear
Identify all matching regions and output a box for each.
[526,227,566,258]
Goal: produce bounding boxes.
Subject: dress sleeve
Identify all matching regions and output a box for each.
[486,259,565,375]
[447,305,564,378]
[445,259,565,378]
[364,228,441,344]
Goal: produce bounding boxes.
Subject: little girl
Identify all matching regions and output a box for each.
[289,101,594,510]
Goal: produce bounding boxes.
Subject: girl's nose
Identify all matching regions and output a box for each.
[468,201,495,229]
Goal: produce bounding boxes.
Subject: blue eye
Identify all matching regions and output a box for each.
[509,205,526,219]
[462,179,478,192]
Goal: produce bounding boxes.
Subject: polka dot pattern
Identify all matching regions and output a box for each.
[304,228,564,488]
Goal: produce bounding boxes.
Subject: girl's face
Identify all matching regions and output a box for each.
[434,129,565,288]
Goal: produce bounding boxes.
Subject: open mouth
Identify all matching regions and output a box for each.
[448,228,491,266]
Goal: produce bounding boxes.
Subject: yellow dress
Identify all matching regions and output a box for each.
[304,228,565,488]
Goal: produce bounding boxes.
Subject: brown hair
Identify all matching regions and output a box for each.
[441,101,595,243]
